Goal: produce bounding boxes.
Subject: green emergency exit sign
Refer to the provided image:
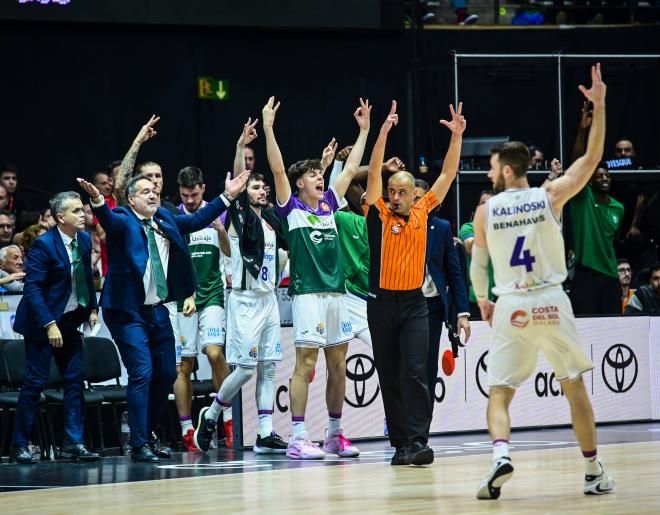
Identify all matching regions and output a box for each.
[198,77,228,101]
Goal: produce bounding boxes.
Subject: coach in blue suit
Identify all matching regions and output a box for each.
[414,181,471,406]
[11,192,100,464]
[78,170,249,462]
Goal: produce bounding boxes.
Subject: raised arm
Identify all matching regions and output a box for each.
[234,117,258,176]
[320,137,338,174]
[430,103,466,204]
[365,100,398,205]
[78,178,129,236]
[262,97,290,205]
[333,98,371,199]
[545,63,606,213]
[115,115,160,206]
[570,101,592,165]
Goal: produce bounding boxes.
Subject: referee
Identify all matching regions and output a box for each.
[364,101,466,466]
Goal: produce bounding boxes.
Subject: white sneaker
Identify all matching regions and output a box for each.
[322,429,359,457]
[584,461,615,495]
[476,457,514,500]
[286,431,326,460]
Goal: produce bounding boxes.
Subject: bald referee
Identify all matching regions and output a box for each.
[364,101,466,466]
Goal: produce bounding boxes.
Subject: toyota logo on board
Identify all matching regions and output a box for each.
[475,351,489,398]
[601,344,637,393]
[344,354,380,408]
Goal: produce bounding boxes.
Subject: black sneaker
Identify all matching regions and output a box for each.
[476,457,514,499]
[193,406,216,453]
[391,446,410,466]
[253,432,288,454]
[407,441,434,466]
[9,444,38,464]
[148,432,172,459]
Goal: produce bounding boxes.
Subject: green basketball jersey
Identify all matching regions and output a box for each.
[334,210,369,298]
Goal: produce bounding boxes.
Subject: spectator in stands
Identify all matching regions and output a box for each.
[20,223,47,257]
[39,207,55,230]
[618,258,635,313]
[0,244,25,291]
[569,162,624,314]
[82,204,95,234]
[0,210,15,249]
[107,159,122,185]
[92,171,115,199]
[625,263,660,315]
[614,138,635,159]
[529,145,545,168]
[458,190,495,318]
[0,184,8,210]
[1,163,27,219]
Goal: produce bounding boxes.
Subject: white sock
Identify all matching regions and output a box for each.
[206,396,230,422]
[222,407,233,423]
[208,366,254,422]
[493,439,510,460]
[292,418,306,437]
[584,456,601,476]
[258,413,273,438]
[180,417,193,435]
[328,413,342,435]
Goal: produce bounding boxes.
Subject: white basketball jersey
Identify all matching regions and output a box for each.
[486,187,566,296]
[229,218,277,295]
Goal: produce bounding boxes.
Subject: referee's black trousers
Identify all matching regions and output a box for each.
[367,289,432,448]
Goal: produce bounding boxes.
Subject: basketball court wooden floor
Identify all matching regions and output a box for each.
[1,423,658,514]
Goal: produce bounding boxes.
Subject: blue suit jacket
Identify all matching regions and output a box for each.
[14,228,98,341]
[92,196,227,310]
[426,217,469,322]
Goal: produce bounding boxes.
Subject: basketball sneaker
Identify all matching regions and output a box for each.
[253,432,288,454]
[182,428,198,452]
[391,446,409,466]
[322,429,359,457]
[193,406,216,453]
[286,431,326,460]
[476,457,514,500]
[584,461,615,495]
[224,420,234,449]
[407,441,434,466]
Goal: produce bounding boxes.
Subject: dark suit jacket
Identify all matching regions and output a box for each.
[425,217,469,322]
[14,228,98,341]
[92,196,227,310]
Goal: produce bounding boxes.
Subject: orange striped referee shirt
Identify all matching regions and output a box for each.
[364,191,439,291]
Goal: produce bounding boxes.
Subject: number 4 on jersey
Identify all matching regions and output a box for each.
[510,236,536,272]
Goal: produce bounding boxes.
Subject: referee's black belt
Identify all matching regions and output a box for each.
[368,288,423,300]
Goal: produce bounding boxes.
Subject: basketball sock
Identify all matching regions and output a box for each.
[582,449,601,476]
[208,366,254,422]
[292,416,306,437]
[492,439,510,460]
[222,408,232,423]
[328,412,342,435]
[207,396,231,422]
[256,362,276,437]
[180,416,193,435]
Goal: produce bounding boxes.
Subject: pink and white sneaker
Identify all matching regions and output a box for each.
[286,432,326,460]
[323,429,360,457]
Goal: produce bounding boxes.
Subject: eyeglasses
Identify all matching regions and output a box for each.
[615,147,632,153]
[0,224,13,229]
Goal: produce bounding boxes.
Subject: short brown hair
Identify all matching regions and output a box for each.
[177,166,204,189]
[248,172,266,185]
[493,141,530,178]
[287,159,322,191]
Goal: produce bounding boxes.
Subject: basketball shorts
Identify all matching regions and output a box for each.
[344,291,369,337]
[226,292,282,368]
[292,292,353,348]
[177,304,226,364]
[488,285,593,388]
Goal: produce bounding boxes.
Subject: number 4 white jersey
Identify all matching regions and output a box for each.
[486,187,566,296]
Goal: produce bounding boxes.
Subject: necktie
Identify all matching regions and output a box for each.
[71,238,90,308]
[143,218,168,301]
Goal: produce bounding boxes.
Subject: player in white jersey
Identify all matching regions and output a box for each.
[194,120,288,454]
[470,64,615,499]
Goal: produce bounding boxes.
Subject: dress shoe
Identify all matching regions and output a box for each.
[9,445,38,464]
[148,432,172,459]
[60,443,102,462]
[407,441,434,466]
[391,446,410,466]
[131,444,160,463]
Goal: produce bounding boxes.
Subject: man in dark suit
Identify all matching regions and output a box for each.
[78,169,249,462]
[10,191,101,464]
[414,180,471,406]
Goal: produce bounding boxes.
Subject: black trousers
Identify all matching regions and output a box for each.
[570,264,621,315]
[367,289,432,448]
[425,296,444,407]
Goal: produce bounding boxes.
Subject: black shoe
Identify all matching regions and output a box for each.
[9,445,38,464]
[407,441,434,466]
[60,443,102,462]
[253,432,288,454]
[391,446,410,466]
[193,406,216,453]
[131,444,160,463]
[148,432,172,459]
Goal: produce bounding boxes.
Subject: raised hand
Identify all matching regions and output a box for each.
[579,101,593,130]
[354,98,372,131]
[550,158,563,178]
[383,156,406,173]
[321,137,338,170]
[578,63,606,108]
[238,117,259,147]
[224,170,251,200]
[77,178,101,201]
[336,145,353,162]
[439,102,466,135]
[135,114,160,144]
[381,100,398,133]
[262,96,281,130]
